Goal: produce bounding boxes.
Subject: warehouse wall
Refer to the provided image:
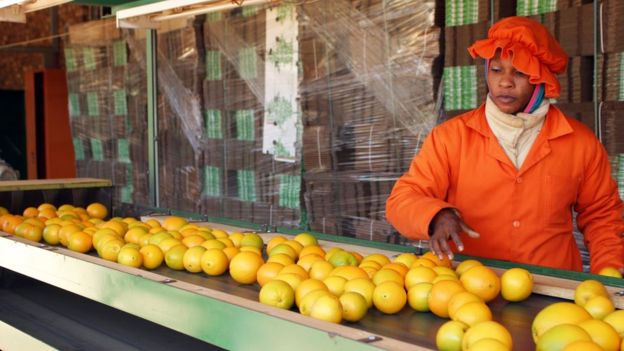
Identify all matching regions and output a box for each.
[0,4,97,90]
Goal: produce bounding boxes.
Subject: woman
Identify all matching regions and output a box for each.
[386,16,624,273]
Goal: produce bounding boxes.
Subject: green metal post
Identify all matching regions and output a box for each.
[147,29,160,207]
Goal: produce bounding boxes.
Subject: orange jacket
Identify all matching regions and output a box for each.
[386,105,624,273]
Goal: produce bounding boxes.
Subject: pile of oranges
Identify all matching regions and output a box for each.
[2,203,623,350]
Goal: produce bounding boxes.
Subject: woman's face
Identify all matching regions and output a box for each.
[487,52,535,114]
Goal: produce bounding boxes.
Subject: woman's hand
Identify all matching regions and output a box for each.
[429,208,480,260]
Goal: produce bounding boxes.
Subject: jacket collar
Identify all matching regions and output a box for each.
[463,103,574,140]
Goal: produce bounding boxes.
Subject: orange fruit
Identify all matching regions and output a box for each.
[343,278,375,308]
[447,291,483,320]
[280,264,309,279]
[229,251,264,284]
[3,215,24,234]
[584,295,615,320]
[164,244,187,270]
[323,275,347,296]
[436,320,468,351]
[327,250,357,267]
[309,260,334,281]
[359,260,382,270]
[259,280,295,309]
[256,262,284,287]
[432,266,458,278]
[460,265,501,302]
[211,229,228,239]
[158,238,183,253]
[183,246,207,273]
[575,279,609,307]
[455,259,483,276]
[562,340,604,351]
[117,247,143,268]
[598,267,623,279]
[578,319,620,351]
[362,253,390,267]
[339,292,368,322]
[266,235,288,253]
[217,237,234,248]
[405,266,438,289]
[295,278,328,306]
[267,253,295,266]
[299,245,326,258]
[411,257,437,268]
[162,216,188,231]
[240,246,262,256]
[324,247,344,261]
[532,302,592,342]
[86,203,108,219]
[467,338,510,351]
[98,239,124,262]
[222,246,240,261]
[382,262,409,278]
[200,239,226,250]
[421,251,452,268]
[462,321,512,351]
[200,249,229,276]
[309,294,342,323]
[293,232,318,247]
[452,301,492,326]
[393,253,418,268]
[269,244,297,260]
[428,280,465,318]
[372,269,403,286]
[183,235,207,248]
[407,282,433,312]
[299,290,329,316]
[603,310,624,338]
[329,266,368,281]
[240,233,264,249]
[124,227,148,244]
[144,219,161,228]
[501,268,533,302]
[139,244,164,269]
[275,273,304,291]
[59,224,83,247]
[22,224,44,242]
[37,203,56,212]
[42,224,61,245]
[536,324,591,351]
[22,207,39,218]
[67,231,92,253]
[282,240,304,255]
[297,254,324,272]
[373,281,406,314]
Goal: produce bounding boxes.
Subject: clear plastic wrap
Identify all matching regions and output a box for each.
[65,18,149,206]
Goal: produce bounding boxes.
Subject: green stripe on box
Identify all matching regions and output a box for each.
[83,47,96,71]
[619,54,624,101]
[90,138,104,161]
[121,184,133,203]
[235,110,255,141]
[205,109,223,139]
[444,66,477,111]
[69,93,80,117]
[113,40,127,67]
[73,138,84,161]
[207,11,222,22]
[118,139,130,163]
[237,170,256,202]
[65,48,77,72]
[242,5,258,17]
[206,50,222,81]
[114,89,128,116]
[203,166,221,197]
[239,47,257,80]
[279,175,301,209]
[87,92,99,117]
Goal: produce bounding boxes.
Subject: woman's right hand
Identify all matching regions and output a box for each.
[429,208,480,260]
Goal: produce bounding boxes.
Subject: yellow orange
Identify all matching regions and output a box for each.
[164,244,187,270]
[428,280,465,318]
[229,251,264,284]
[407,282,433,312]
[200,249,229,276]
[295,278,328,306]
[68,231,92,253]
[460,265,501,302]
[256,262,284,287]
[86,203,108,219]
[373,281,407,314]
[139,244,164,269]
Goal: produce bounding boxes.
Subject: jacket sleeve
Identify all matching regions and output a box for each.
[386,126,455,241]
[575,139,624,274]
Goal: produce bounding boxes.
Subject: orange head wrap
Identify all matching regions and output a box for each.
[468,16,568,98]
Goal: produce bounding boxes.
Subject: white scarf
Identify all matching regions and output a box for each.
[485,95,550,169]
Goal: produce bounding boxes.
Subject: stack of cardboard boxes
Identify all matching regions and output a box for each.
[66,19,149,206]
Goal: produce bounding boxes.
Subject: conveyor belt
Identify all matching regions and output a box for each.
[0,270,223,351]
[155,262,563,350]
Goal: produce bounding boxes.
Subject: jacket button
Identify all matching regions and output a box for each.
[513,220,520,228]
[516,177,523,183]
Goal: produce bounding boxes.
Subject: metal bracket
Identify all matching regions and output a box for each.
[357,335,382,343]
[160,278,176,284]
[614,290,624,296]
